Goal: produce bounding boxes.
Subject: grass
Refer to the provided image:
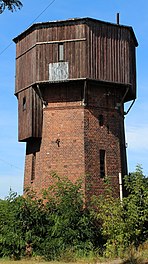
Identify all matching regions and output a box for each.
[0,244,147,264]
[0,257,147,264]
[0,259,122,264]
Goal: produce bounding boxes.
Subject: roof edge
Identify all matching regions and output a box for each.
[13,17,138,47]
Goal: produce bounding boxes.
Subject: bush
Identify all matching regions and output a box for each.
[0,174,99,260]
[91,165,148,258]
[0,190,48,259]
[41,173,98,260]
[123,165,148,247]
[0,166,147,260]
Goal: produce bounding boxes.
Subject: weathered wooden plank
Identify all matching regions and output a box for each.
[15,18,137,99]
[18,87,42,141]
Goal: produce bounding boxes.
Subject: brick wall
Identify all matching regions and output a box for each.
[24,82,127,199]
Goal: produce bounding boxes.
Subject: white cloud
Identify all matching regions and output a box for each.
[126,125,148,151]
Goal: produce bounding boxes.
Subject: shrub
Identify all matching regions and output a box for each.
[0,166,147,260]
[91,165,148,258]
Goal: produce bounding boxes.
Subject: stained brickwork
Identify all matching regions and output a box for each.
[14,18,137,199]
[84,84,127,198]
[24,84,86,194]
[24,82,127,198]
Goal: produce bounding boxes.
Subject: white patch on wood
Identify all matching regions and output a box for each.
[49,62,69,81]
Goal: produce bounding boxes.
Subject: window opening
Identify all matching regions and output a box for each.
[107,124,109,134]
[100,149,106,177]
[31,152,36,182]
[23,96,26,111]
[58,43,64,61]
[98,114,104,126]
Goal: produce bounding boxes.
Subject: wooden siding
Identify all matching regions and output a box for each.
[15,18,137,100]
[32,87,43,139]
[16,30,37,58]
[86,21,136,98]
[18,87,42,141]
[15,23,86,93]
[15,47,36,93]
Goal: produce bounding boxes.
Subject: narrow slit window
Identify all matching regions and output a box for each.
[100,149,106,178]
[31,152,36,182]
[98,114,104,127]
[23,96,26,111]
[59,43,64,61]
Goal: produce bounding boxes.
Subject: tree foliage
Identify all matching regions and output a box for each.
[0,174,99,260]
[91,165,148,257]
[0,166,147,260]
[123,165,148,246]
[0,0,22,14]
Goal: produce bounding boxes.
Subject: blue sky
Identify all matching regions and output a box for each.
[0,0,148,199]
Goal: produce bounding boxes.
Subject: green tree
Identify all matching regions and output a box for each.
[0,190,47,259]
[0,191,25,259]
[123,165,148,246]
[0,0,22,13]
[42,173,98,260]
[91,165,148,258]
[0,167,147,260]
[0,175,100,260]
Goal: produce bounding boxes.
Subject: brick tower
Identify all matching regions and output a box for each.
[13,18,138,198]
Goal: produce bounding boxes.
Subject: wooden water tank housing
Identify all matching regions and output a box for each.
[14,17,138,142]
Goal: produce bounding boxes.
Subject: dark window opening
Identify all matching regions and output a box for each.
[31,152,36,182]
[58,43,64,61]
[107,124,109,134]
[23,96,26,111]
[100,149,106,177]
[98,114,104,126]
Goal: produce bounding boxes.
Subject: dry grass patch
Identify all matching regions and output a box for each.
[0,260,122,264]
[0,244,147,264]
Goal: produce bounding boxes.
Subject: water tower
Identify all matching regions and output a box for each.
[13,17,138,198]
